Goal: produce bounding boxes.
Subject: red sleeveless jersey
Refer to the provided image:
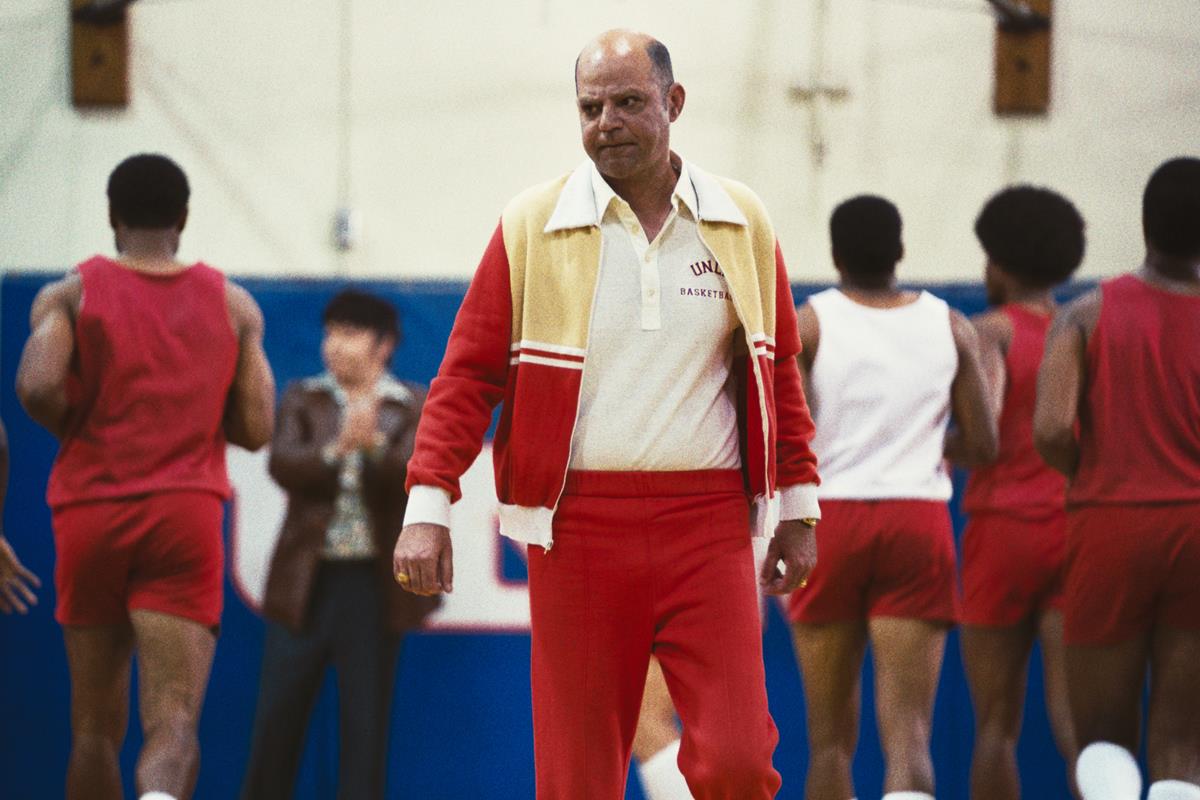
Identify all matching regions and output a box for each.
[47,256,239,509]
[963,304,1066,519]
[1068,274,1200,507]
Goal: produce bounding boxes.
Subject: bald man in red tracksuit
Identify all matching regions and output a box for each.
[390,30,821,800]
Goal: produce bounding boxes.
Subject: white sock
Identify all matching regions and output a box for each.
[1076,742,1143,800]
[882,793,935,800]
[139,793,178,800]
[637,739,693,800]
[1149,781,1200,800]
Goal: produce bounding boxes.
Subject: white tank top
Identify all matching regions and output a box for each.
[807,288,957,500]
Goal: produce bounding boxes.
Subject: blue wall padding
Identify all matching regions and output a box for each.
[0,273,1090,799]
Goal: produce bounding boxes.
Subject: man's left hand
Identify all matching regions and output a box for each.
[758,519,817,596]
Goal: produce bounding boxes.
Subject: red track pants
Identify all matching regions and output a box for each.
[527,469,781,800]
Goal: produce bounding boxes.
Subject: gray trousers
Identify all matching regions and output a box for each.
[241,560,401,800]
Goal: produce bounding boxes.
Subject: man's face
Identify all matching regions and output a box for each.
[576,45,681,181]
[321,323,391,386]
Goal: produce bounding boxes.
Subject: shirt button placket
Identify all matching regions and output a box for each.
[642,250,661,330]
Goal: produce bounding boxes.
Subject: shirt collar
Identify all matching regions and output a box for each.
[375,373,413,403]
[312,372,413,405]
[544,154,748,233]
[586,159,699,223]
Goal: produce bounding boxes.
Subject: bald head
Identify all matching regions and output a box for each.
[575,29,674,96]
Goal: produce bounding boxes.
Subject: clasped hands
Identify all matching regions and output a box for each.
[332,397,384,458]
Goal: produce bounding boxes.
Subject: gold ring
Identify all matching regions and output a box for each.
[799,578,809,589]
[395,572,410,584]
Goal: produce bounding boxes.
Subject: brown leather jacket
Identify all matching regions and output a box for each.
[261,377,439,633]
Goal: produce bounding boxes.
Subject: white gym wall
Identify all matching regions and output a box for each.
[2,0,1197,281]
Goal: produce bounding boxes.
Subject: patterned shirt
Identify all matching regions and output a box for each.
[310,372,415,560]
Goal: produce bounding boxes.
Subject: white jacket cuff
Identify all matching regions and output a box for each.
[778,482,820,521]
[402,485,453,529]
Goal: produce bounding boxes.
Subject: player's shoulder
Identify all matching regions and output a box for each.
[1061,287,1102,315]
[969,307,1013,346]
[793,300,820,363]
[969,305,1008,328]
[946,305,984,352]
[795,298,819,329]
[1055,287,1102,337]
[223,276,260,309]
[945,304,974,331]
[33,269,83,314]
[223,278,264,334]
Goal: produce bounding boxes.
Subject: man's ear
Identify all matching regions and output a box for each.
[177,206,189,234]
[666,82,685,122]
[377,334,398,365]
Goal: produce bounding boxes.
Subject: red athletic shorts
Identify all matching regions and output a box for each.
[787,499,959,625]
[1063,502,1200,646]
[53,491,225,628]
[960,511,1065,627]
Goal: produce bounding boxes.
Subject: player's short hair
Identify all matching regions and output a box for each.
[830,195,903,280]
[975,185,1085,289]
[1143,157,1200,259]
[106,154,189,229]
[323,289,401,347]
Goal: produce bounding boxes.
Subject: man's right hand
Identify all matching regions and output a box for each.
[0,535,41,614]
[393,523,452,595]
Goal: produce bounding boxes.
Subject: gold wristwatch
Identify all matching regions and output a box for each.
[800,517,819,528]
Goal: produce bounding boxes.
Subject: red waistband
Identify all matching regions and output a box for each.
[562,469,746,498]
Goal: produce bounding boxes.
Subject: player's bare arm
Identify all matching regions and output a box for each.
[0,420,41,614]
[793,300,821,404]
[223,280,275,451]
[944,308,1000,467]
[1034,289,1100,478]
[970,309,1012,425]
[795,301,820,376]
[16,274,82,440]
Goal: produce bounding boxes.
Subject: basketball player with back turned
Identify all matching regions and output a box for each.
[958,186,1086,799]
[1035,157,1200,800]
[16,153,275,800]
[787,195,997,800]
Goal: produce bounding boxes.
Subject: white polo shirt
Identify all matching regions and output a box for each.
[568,162,741,471]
